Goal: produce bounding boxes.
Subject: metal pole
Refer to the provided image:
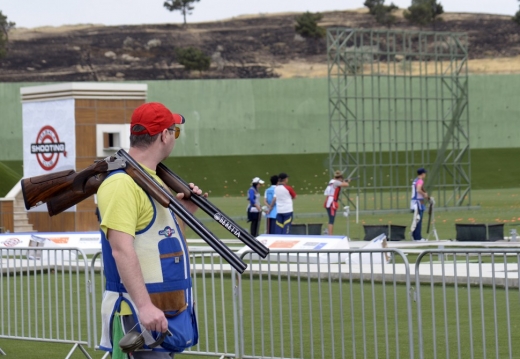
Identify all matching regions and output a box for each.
[356,196,359,224]
[344,206,350,240]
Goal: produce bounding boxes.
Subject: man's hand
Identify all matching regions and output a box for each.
[176,183,208,214]
[137,302,168,333]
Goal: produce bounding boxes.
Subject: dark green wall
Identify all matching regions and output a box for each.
[2,148,520,198]
[0,75,519,161]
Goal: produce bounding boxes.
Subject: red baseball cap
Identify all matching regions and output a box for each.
[130,102,186,136]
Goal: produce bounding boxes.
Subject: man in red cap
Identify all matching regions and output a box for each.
[97,102,203,358]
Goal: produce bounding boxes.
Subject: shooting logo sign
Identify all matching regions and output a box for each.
[1,238,21,247]
[31,125,67,171]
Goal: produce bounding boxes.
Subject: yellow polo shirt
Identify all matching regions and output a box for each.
[98,165,165,237]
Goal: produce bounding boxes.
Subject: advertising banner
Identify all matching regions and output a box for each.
[238,234,351,263]
[0,232,102,258]
[22,99,76,211]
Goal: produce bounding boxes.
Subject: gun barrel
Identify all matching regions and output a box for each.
[157,163,269,258]
[116,150,247,274]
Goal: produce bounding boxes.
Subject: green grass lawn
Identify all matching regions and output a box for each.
[187,187,520,242]
[2,268,520,359]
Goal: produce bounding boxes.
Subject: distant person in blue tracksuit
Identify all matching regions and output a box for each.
[264,175,278,234]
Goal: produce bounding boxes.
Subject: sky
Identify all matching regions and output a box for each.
[0,0,517,29]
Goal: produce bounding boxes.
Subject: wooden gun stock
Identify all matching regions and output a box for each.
[46,173,108,216]
[21,157,125,212]
[21,169,77,210]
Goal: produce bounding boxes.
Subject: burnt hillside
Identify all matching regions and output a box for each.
[1,9,518,82]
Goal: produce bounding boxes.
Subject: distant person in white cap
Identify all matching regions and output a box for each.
[247,177,265,237]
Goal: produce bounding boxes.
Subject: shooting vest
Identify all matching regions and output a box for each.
[410,177,425,211]
[99,172,197,353]
[324,180,341,215]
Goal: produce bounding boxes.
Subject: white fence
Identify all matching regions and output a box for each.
[0,247,92,358]
[1,246,520,358]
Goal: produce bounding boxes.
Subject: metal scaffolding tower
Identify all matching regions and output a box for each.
[327,28,470,211]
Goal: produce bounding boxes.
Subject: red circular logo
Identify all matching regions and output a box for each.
[30,125,67,171]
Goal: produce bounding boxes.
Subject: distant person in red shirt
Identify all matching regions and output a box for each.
[274,173,297,234]
[323,170,350,235]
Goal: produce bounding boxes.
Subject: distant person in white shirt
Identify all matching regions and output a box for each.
[274,173,297,234]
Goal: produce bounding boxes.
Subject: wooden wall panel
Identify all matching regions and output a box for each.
[125,100,145,116]
[76,99,97,108]
[76,125,97,158]
[76,211,100,231]
[97,100,126,109]
[77,197,97,211]
[28,212,75,232]
[75,108,97,125]
[97,109,127,124]
[0,201,14,232]
[76,158,96,170]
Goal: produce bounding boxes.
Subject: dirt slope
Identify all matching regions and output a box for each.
[1,8,519,82]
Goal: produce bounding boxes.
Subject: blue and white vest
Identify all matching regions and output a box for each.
[410,177,425,211]
[99,177,197,353]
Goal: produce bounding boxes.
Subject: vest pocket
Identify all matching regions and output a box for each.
[159,250,184,281]
[149,290,186,312]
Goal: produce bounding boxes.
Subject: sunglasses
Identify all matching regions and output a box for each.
[167,126,180,139]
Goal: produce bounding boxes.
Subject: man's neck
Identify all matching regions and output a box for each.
[128,147,161,171]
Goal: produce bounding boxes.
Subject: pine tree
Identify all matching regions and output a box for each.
[403,0,444,28]
[163,0,200,25]
[365,0,398,28]
[294,12,326,39]
[0,11,15,59]
[513,0,520,25]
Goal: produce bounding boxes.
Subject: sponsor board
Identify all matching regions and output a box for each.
[1,238,22,247]
[0,232,101,255]
[240,234,351,263]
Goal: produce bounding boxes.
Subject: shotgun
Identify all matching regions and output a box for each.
[21,149,269,272]
[426,197,435,234]
[25,157,269,258]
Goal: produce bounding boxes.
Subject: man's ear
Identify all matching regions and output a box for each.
[160,129,168,142]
